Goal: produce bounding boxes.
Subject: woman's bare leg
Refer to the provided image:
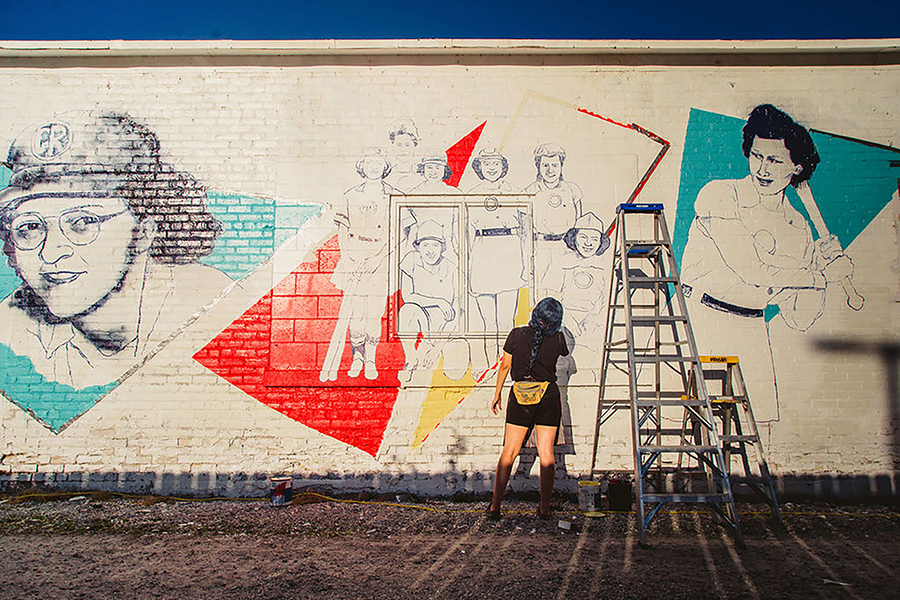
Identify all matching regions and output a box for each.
[490,423,531,513]
[534,425,558,516]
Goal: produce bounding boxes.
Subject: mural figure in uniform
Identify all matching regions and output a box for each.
[680,104,855,420]
[398,219,468,380]
[0,111,230,392]
[466,148,530,369]
[523,143,583,291]
[322,148,413,382]
[541,211,610,378]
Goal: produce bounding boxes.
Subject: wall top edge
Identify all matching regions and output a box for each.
[0,38,898,57]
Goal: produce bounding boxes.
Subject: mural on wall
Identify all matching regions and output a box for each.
[196,123,489,457]
[193,94,674,457]
[0,111,320,432]
[674,104,900,422]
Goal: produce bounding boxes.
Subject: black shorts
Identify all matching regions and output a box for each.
[505,381,561,429]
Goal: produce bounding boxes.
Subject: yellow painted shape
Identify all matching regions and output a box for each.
[412,356,478,448]
[411,286,529,449]
[513,287,530,327]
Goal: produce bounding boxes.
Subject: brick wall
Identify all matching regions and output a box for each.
[0,41,897,499]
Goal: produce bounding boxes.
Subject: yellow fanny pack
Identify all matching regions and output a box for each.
[512,380,550,405]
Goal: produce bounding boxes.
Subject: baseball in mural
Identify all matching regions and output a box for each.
[0,111,232,429]
[679,104,856,421]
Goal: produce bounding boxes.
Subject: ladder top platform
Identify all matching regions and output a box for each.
[617,202,664,213]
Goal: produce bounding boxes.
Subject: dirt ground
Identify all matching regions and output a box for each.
[1,491,899,599]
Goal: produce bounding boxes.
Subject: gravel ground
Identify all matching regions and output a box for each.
[2,491,899,599]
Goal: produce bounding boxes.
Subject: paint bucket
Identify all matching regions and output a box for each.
[607,480,632,512]
[577,480,601,512]
[270,476,292,507]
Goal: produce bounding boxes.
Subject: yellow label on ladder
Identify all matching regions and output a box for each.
[699,355,740,364]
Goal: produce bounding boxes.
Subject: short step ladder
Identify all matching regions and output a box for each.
[687,356,782,522]
[590,203,743,545]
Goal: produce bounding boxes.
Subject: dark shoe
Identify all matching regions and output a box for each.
[486,508,501,521]
[536,508,551,520]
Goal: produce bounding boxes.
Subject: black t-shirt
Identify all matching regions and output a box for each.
[503,326,570,383]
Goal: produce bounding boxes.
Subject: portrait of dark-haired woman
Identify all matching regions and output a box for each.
[679,103,854,421]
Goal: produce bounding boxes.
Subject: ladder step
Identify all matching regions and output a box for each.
[640,444,719,453]
[628,277,679,284]
[610,303,660,309]
[635,399,706,407]
[625,240,667,248]
[634,355,697,363]
[639,428,692,437]
[631,316,687,324]
[642,493,731,504]
[709,395,747,404]
[617,202,664,213]
[631,315,687,322]
[721,435,758,443]
[636,391,688,399]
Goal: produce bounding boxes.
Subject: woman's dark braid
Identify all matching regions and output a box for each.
[527,326,547,378]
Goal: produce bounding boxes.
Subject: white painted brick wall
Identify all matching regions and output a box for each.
[0,45,897,499]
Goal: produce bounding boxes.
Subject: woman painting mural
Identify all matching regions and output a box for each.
[680,104,854,421]
[488,297,569,520]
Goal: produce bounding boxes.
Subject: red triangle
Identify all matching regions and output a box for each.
[193,236,404,458]
[444,121,486,188]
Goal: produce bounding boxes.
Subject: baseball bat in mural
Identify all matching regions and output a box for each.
[795,180,864,310]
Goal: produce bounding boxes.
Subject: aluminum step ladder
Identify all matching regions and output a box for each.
[590,203,743,545]
[684,356,782,522]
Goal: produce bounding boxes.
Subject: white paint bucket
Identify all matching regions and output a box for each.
[577,480,601,512]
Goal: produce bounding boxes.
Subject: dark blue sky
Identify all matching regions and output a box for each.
[2,0,898,41]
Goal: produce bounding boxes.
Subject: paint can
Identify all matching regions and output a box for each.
[577,480,601,512]
[270,476,292,507]
[607,480,632,512]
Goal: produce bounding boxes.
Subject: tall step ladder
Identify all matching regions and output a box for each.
[686,356,782,523]
[590,203,743,546]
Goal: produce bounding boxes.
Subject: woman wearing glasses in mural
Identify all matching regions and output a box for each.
[466,148,529,371]
[0,111,231,391]
[680,104,854,421]
[523,143,583,292]
[488,297,569,520]
[322,148,415,382]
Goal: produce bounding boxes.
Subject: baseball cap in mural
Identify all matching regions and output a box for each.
[573,211,604,232]
[414,219,445,245]
[0,111,160,212]
[417,150,449,168]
